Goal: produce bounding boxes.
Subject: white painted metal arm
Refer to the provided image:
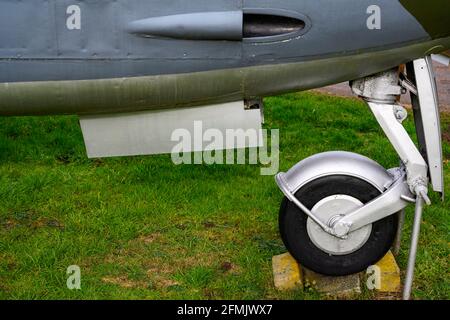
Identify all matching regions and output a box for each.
[367,102,429,202]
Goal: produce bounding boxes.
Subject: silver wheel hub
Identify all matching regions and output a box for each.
[306,195,372,255]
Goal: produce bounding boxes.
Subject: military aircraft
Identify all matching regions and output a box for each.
[0,0,449,300]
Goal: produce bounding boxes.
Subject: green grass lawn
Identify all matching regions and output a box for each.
[0,92,448,300]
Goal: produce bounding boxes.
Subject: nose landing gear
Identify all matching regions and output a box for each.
[279,173,399,276]
[276,56,444,300]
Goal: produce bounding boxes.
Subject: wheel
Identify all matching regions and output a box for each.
[279,175,398,276]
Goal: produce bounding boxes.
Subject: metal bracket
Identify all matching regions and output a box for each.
[351,68,402,103]
[276,166,413,239]
[399,72,418,96]
[351,68,431,200]
[408,57,444,198]
[331,169,413,237]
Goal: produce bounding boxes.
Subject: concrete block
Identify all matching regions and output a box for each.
[302,268,361,298]
[272,253,303,291]
[373,251,401,293]
[272,250,401,298]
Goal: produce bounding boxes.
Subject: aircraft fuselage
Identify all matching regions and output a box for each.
[0,0,449,115]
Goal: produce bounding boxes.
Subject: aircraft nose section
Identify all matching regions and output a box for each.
[400,0,450,39]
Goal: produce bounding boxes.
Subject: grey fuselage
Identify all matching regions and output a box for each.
[0,0,449,116]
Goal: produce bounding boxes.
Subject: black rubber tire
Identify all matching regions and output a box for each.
[279,175,398,276]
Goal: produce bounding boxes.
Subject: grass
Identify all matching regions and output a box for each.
[0,91,448,300]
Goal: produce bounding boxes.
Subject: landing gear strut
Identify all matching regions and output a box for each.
[276,56,444,300]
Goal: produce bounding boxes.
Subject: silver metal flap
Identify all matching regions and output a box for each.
[80,101,263,158]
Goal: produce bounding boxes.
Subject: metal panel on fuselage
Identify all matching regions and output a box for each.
[0,0,432,83]
[0,0,243,82]
[242,0,429,63]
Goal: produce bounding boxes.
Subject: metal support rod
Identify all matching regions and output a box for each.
[275,173,338,236]
[287,191,336,236]
[393,209,406,256]
[403,196,424,300]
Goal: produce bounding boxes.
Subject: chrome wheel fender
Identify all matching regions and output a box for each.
[276,151,393,198]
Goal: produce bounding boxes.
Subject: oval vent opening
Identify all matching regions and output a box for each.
[243,13,305,38]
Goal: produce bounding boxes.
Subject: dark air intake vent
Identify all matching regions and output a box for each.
[243,13,305,38]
